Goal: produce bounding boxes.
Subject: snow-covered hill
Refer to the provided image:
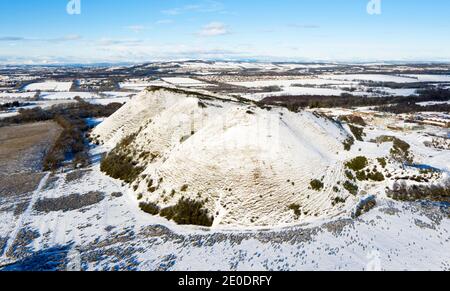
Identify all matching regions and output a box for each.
[93,87,364,228]
[93,86,449,229]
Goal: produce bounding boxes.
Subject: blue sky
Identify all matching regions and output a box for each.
[0,0,449,64]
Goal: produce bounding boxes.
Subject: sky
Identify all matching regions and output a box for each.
[0,0,450,64]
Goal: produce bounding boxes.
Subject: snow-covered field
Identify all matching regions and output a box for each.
[417,100,450,106]
[0,92,37,99]
[40,92,100,100]
[119,80,168,91]
[101,91,136,98]
[242,87,347,100]
[230,78,356,88]
[322,74,420,83]
[120,78,213,91]
[403,74,450,82]
[230,76,419,100]
[1,63,449,271]
[162,77,211,87]
[88,97,131,105]
[0,111,19,119]
[24,81,73,92]
[0,99,79,119]
[1,86,449,270]
[0,150,448,271]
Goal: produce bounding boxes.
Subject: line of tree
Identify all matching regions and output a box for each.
[376,103,450,114]
[0,98,121,127]
[259,88,450,112]
[0,101,34,111]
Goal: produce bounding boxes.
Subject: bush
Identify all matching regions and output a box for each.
[345,170,355,181]
[344,181,359,195]
[343,137,355,151]
[43,115,88,171]
[356,171,368,181]
[377,157,387,168]
[332,197,346,206]
[345,156,368,171]
[100,151,144,183]
[310,179,324,191]
[353,196,377,218]
[288,204,302,218]
[348,124,365,141]
[160,198,213,227]
[375,136,413,163]
[139,202,160,215]
[387,181,450,203]
[339,115,367,126]
[367,171,385,182]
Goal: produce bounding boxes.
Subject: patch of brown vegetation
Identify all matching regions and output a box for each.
[0,173,45,199]
[0,121,62,173]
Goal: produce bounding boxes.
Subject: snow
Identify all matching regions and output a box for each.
[1,66,450,270]
[243,87,347,101]
[93,87,196,148]
[377,88,418,96]
[38,91,133,103]
[1,85,449,270]
[323,74,420,83]
[94,87,360,228]
[0,111,19,119]
[101,91,136,98]
[119,80,168,91]
[230,78,355,88]
[0,161,448,270]
[85,117,105,128]
[417,100,450,106]
[229,77,419,100]
[93,86,447,228]
[32,99,78,109]
[40,92,100,100]
[0,92,37,99]
[403,74,450,82]
[88,97,131,105]
[162,77,210,87]
[24,81,73,92]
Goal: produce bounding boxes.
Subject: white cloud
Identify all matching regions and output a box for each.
[62,34,82,41]
[0,35,82,42]
[97,38,143,46]
[288,24,320,29]
[156,19,174,25]
[126,25,146,33]
[162,1,225,15]
[197,22,229,37]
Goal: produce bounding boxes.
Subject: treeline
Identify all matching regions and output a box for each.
[0,100,121,127]
[43,115,89,171]
[387,181,450,203]
[360,81,433,89]
[0,101,33,111]
[260,88,450,111]
[376,103,450,114]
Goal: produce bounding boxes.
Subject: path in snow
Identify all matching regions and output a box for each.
[4,173,50,258]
